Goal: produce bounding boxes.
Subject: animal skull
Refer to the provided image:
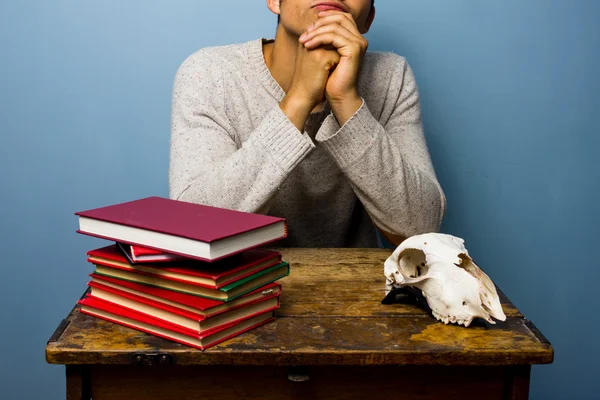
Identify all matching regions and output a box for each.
[384,233,506,327]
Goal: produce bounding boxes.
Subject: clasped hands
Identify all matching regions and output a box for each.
[282,10,368,130]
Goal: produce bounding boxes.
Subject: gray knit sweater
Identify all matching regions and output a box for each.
[169,38,445,247]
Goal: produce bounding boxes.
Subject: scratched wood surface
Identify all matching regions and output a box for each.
[46,248,553,366]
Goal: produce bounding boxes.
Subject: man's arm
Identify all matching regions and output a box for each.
[300,11,445,243]
[169,52,315,213]
[316,58,446,244]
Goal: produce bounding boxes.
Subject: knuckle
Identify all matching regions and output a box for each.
[314,49,328,61]
[327,24,340,33]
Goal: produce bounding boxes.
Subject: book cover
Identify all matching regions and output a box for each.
[88,244,282,289]
[78,296,275,351]
[88,277,281,321]
[75,197,287,261]
[86,284,280,332]
[118,242,187,263]
[93,262,290,302]
[89,273,282,316]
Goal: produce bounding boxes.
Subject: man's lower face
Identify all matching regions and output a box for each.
[277,1,373,35]
[277,0,320,35]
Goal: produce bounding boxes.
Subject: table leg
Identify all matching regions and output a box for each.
[504,365,531,400]
[66,365,91,400]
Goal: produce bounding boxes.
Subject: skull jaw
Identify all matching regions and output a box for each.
[405,277,500,327]
[425,294,496,327]
[384,283,501,327]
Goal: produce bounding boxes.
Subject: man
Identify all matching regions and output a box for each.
[169,0,446,247]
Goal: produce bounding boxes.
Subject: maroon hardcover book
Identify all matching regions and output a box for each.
[75,197,287,261]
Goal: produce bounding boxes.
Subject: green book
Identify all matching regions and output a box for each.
[94,262,290,302]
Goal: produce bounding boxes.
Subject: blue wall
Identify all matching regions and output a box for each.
[0,1,598,398]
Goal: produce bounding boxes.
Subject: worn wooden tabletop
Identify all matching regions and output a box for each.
[46,248,553,366]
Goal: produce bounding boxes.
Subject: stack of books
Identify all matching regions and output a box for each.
[74,196,289,350]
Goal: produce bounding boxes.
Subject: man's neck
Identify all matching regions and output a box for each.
[263,26,298,94]
[264,26,325,113]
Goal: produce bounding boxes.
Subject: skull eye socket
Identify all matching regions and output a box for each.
[399,249,428,279]
[462,301,467,307]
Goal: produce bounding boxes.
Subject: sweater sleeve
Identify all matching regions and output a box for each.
[169,52,315,213]
[315,57,446,238]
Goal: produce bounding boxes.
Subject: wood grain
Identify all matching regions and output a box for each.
[46,310,552,366]
[46,248,551,367]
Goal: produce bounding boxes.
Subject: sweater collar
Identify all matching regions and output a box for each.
[249,38,286,101]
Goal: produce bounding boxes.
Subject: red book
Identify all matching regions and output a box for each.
[118,242,187,263]
[88,273,282,318]
[86,281,280,333]
[89,259,290,302]
[88,244,282,289]
[78,296,275,351]
[75,197,288,262]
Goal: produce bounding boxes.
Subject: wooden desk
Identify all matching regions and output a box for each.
[46,248,553,400]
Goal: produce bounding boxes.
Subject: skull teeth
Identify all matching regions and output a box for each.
[432,311,467,327]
